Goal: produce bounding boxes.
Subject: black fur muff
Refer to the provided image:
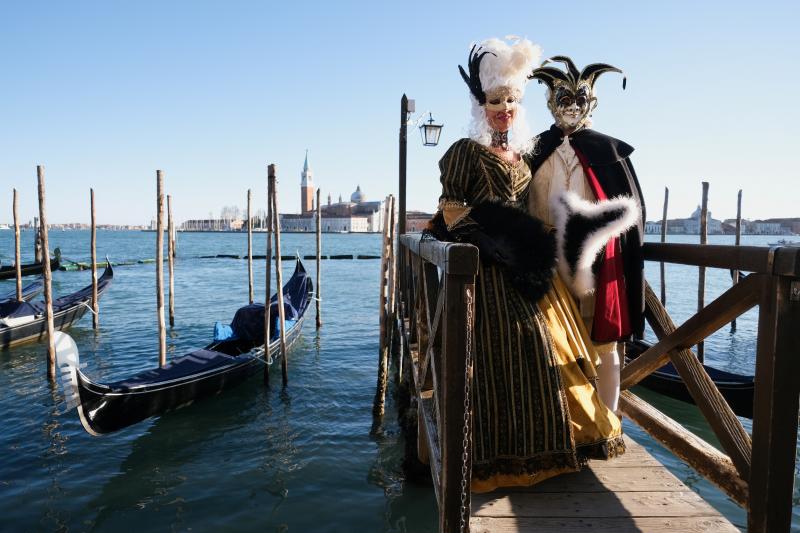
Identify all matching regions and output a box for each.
[427,201,555,302]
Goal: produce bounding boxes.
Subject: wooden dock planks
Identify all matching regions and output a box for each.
[470,435,739,532]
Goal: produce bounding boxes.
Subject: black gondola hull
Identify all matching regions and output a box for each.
[1,264,113,349]
[625,340,754,419]
[70,261,311,435]
[0,257,60,280]
[76,316,304,435]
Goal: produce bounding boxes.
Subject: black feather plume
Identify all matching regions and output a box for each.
[458,44,495,105]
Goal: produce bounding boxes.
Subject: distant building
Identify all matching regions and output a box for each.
[300,150,315,214]
[181,218,244,231]
[278,153,387,233]
[406,211,434,233]
[645,206,726,235]
[647,211,798,236]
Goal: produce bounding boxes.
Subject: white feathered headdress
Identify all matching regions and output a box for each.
[460,36,542,154]
[459,36,541,104]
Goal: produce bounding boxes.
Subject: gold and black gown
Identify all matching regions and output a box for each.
[437,138,624,493]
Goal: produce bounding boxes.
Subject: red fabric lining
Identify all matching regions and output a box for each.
[572,144,631,341]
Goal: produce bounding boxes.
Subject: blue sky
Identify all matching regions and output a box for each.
[2,0,798,225]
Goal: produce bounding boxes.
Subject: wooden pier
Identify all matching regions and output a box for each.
[388,233,800,532]
[470,435,736,532]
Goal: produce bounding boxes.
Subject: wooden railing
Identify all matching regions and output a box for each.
[394,237,800,532]
[622,242,800,532]
[396,234,478,533]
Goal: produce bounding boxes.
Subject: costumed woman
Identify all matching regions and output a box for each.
[527,57,646,414]
[428,37,631,493]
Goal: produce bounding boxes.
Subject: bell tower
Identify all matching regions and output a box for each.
[300,149,315,214]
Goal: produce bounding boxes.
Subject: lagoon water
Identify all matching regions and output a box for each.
[0,229,797,531]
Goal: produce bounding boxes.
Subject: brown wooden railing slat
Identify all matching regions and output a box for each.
[748,274,800,532]
[439,272,474,533]
[643,283,752,479]
[643,242,800,277]
[621,274,760,389]
[620,391,748,506]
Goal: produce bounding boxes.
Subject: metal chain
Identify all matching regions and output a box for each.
[459,286,474,533]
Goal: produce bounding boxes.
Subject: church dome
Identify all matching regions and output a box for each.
[350,185,366,203]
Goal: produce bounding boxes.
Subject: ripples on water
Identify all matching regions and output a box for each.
[0,231,796,531]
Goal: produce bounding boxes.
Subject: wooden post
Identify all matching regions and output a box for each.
[386,195,397,354]
[315,188,322,328]
[156,171,167,367]
[731,189,742,332]
[13,189,22,301]
[167,194,175,328]
[90,188,99,329]
[440,273,475,533]
[398,94,409,235]
[37,166,56,379]
[660,187,669,305]
[247,189,254,305]
[270,164,288,386]
[264,171,274,384]
[34,216,42,263]
[373,197,393,418]
[697,181,709,362]
[748,273,800,532]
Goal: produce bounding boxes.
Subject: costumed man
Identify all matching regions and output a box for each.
[526,57,646,414]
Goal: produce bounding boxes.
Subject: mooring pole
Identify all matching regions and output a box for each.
[315,188,322,328]
[247,189,254,305]
[660,187,669,305]
[697,181,709,362]
[37,166,56,379]
[264,171,274,385]
[156,171,167,367]
[373,196,393,418]
[13,189,22,301]
[167,194,175,328]
[34,216,42,264]
[270,164,288,387]
[731,189,743,332]
[91,188,99,329]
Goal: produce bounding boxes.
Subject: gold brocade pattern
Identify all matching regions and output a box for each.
[437,138,624,493]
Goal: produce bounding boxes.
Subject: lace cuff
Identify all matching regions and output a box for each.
[438,199,474,231]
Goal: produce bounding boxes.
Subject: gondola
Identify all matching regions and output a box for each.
[57,260,312,436]
[0,279,44,308]
[0,248,61,280]
[624,339,754,419]
[0,261,113,349]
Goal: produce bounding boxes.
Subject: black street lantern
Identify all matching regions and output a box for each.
[419,113,443,147]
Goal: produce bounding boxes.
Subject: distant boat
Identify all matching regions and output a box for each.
[0,224,10,230]
[58,260,311,435]
[0,248,61,280]
[767,239,800,247]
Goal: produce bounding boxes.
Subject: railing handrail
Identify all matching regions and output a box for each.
[643,242,800,276]
[399,234,479,276]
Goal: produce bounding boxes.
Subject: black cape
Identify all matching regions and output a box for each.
[526,125,646,339]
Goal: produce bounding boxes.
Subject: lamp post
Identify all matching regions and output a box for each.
[398,94,443,235]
